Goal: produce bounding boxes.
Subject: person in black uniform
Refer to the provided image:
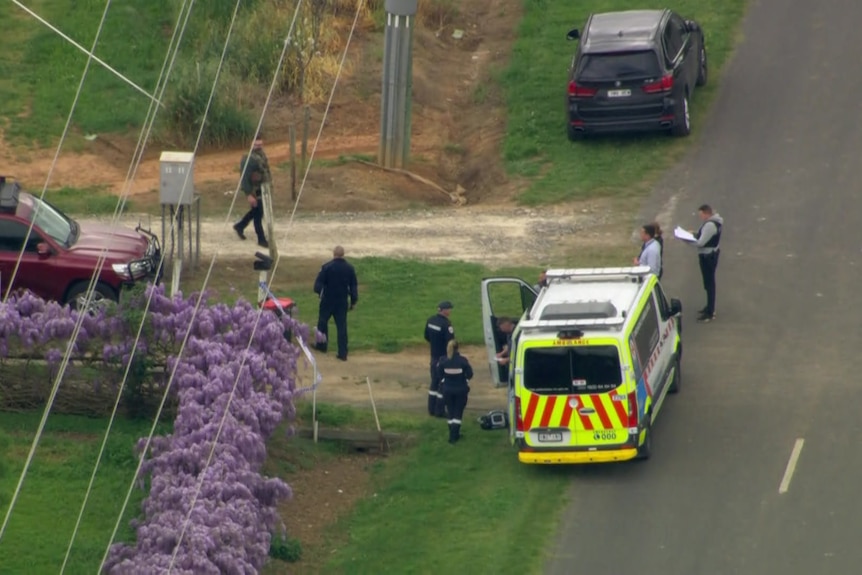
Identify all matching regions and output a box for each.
[424,300,454,417]
[313,246,358,360]
[437,340,473,444]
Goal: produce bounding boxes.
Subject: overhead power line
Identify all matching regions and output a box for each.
[0,0,120,543]
[167,2,367,566]
[60,0,203,568]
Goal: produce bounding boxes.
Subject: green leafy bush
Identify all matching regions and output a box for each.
[269,535,303,563]
[160,60,255,147]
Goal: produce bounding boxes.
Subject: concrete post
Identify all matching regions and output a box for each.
[379,0,417,169]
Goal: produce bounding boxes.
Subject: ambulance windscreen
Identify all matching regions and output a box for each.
[523,346,622,394]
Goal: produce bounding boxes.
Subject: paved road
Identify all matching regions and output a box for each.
[546,1,862,574]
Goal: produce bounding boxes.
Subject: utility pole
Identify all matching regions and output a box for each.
[260,181,277,262]
[379,0,417,169]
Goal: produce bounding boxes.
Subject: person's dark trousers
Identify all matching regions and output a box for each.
[444,390,469,444]
[428,359,446,417]
[316,298,349,358]
[236,199,266,243]
[698,251,720,315]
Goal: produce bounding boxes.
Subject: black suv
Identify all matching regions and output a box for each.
[565,9,707,140]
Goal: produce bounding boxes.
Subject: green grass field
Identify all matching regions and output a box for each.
[502,0,747,204]
[0,0,174,144]
[177,257,548,353]
[271,402,574,575]
[0,405,574,575]
[0,413,168,574]
[135,245,630,354]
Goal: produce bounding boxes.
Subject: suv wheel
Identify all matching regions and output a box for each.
[567,124,584,142]
[696,45,708,87]
[671,93,691,137]
[66,281,118,313]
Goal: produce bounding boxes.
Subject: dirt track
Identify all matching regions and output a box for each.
[294,344,508,417]
[82,202,627,267]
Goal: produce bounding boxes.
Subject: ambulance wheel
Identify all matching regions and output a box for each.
[669,355,681,394]
[636,422,652,460]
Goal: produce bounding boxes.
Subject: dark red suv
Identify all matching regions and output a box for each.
[0,177,160,309]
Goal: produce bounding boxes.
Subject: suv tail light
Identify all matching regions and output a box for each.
[568,80,597,98]
[642,74,673,94]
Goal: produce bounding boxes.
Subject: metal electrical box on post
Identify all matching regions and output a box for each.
[159,151,201,286]
[379,0,417,169]
[159,151,195,205]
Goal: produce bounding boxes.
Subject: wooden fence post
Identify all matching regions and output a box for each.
[289,124,297,201]
[302,105,310,172]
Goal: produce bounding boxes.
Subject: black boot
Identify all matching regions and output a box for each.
[453,423,461,442]
[448,423,458,444]
[428,393,437,417]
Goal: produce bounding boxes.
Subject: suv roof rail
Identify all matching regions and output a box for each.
[519,317,626,331]
[545,266,652,283]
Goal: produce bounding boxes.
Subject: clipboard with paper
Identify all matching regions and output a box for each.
[674,226,697,242]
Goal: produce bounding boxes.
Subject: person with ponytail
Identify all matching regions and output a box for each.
[436,339,473,444]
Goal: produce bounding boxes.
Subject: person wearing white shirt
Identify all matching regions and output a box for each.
[634,223,662,277]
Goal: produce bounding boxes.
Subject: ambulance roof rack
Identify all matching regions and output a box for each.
[539,300,618,321]
[545,266,652,284]
[518,317,626,332]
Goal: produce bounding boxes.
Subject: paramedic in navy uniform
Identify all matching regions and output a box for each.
[437,340,473,444]
[424,301,454,417]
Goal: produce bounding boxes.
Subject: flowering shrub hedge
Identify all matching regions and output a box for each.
[0,291,164,416]
[0,286,305,573]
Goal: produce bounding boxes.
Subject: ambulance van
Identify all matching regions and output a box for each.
[480,266,682,464]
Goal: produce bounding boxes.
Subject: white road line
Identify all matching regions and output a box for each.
[778,438,805,494]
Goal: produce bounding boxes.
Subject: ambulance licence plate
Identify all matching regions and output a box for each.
[538,432,563,442]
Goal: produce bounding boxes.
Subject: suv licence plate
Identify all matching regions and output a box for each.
[607,89,631,97]
[538,432,563,442]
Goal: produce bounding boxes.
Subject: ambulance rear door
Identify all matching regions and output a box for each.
[480,277,537,388]
[521,336,632,448]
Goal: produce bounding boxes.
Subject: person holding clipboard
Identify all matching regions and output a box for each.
[675,204,724,323]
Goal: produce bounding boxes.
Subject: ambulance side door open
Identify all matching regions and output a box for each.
[480,277,537,388]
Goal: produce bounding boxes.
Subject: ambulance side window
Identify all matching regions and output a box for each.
[633,293,661,366]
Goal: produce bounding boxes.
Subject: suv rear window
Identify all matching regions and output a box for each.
[577,51,661,82]
[523,346,622,395]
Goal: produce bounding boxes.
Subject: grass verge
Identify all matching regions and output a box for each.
[0,1,174,144]
[46,186,132,216]
[502,0,748,204]
[285,402,571,575]
[0,412,168,574]
[168,246,631,354]
[175,257,545,352]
